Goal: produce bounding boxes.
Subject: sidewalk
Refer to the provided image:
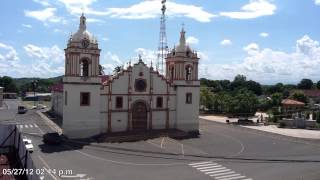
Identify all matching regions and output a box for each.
[200,115,320,140]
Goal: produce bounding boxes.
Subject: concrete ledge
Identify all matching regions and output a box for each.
[36,111,63,134]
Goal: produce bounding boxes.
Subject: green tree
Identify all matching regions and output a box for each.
[271,93,283,106]
[290,91,308,103]
[317,80,320,89]
[200,88,214,111]
[0,76,18,92]
[246,80,262,95]
[297,79,313,89]
[225,89,259,116]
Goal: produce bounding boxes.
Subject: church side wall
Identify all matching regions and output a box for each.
[51,92,63,117]
[63,83,102,138]
[175,82,200,132]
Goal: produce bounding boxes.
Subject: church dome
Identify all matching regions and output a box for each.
[70,14,95,43]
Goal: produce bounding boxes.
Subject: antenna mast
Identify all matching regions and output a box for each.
[157,0,169,74]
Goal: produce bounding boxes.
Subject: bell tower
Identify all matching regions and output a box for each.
[62,14,103,138]
[166,27,199,82]
[166,27,200,133]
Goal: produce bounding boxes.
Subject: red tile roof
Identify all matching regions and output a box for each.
[281,99,305,106]
[50,83,64,92]
[303,90,320,97]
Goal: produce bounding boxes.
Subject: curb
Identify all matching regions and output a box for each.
[36,111,63,134]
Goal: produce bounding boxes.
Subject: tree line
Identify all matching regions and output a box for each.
[200,75,320,117]
[0,76,62,94]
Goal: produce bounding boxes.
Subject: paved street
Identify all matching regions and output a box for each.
[1,100,320,180]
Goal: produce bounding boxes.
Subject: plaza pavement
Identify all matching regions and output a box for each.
[200,115,320,140]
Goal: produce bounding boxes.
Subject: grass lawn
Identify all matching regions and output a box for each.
[21,100,51,109]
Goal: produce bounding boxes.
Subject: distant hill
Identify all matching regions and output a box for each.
[14,76,63,93]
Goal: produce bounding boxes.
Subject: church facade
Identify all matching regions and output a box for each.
[60,14,200,138]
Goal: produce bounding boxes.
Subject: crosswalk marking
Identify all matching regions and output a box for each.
[189,161,212,166]
[223,176,246,180]
[192,163,218,168]
[198,165,222,170]
[201,167,228,172]
[18,123,38,129]
[216,174,241,179]
[209,171,235,177]
[189,161,252,180]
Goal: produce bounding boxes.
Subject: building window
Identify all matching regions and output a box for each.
[80,59,89,77]
[64,91,67,105]
[186,93,192,104]
[185,66,192,81]
[135,79,147,92]
[80,92,90,106]
[116,96,123,109]
[156,97,163,108]
[170,66,174,80]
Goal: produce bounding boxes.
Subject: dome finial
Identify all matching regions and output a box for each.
[79,13,86,31]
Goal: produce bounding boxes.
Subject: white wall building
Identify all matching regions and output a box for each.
[59,14,200,138]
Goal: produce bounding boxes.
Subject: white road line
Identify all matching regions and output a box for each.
[206,169,231,174]
[34,123,38,127]
[241,179,253,180]
[189,161,213,166]
[216,173,241,179]
[19,125,23,129]
[209,171,235,177]
[200,167,228,172]
[160,137,165,148]
[192,163,218,168]
[29,124,33,128]
[222,175,246,180]
[197,165,222,170]
[25,125,29,128]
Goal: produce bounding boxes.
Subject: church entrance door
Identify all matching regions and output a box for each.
[132,101,148,131]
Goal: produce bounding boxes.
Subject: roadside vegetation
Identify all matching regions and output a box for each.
[200,75,320,126]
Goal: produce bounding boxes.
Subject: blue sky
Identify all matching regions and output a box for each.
[0,0,320,84]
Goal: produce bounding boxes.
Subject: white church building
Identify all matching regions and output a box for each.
[53,14,200,139]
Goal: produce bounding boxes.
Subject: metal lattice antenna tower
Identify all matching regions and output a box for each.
[157,0,169,74]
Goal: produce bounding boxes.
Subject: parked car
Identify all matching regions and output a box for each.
[18,106,28,114]
[31,104,47,110]
[237,117,254,125]
[23,138,34,153]
[43,132,62,145]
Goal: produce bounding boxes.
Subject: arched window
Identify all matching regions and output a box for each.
[80,59,89,77]
[185,65,192,81]
[170,66,174,80]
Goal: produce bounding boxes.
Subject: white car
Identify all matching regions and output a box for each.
[23,138,34,153]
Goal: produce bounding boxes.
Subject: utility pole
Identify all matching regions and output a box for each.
[157,0,169,74]
[31,80,38,107]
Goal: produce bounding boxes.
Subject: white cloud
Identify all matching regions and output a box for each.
[186,36,199,45]
[24,8,65,24]
[0,43,19,61]
[220,0,276,19]
[32,0,51,6]
[57,0,109,16]
[22,24,32,28]
[220,39,232,46]
[315,0,320,5]
[86,18,104,23]
[260,32,269,37]
[243,43,260,52]
[24,44,64,63]
[105,0,216,22]
[201,35,320,84]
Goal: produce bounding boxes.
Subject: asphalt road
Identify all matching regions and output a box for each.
[1,100,320,180]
